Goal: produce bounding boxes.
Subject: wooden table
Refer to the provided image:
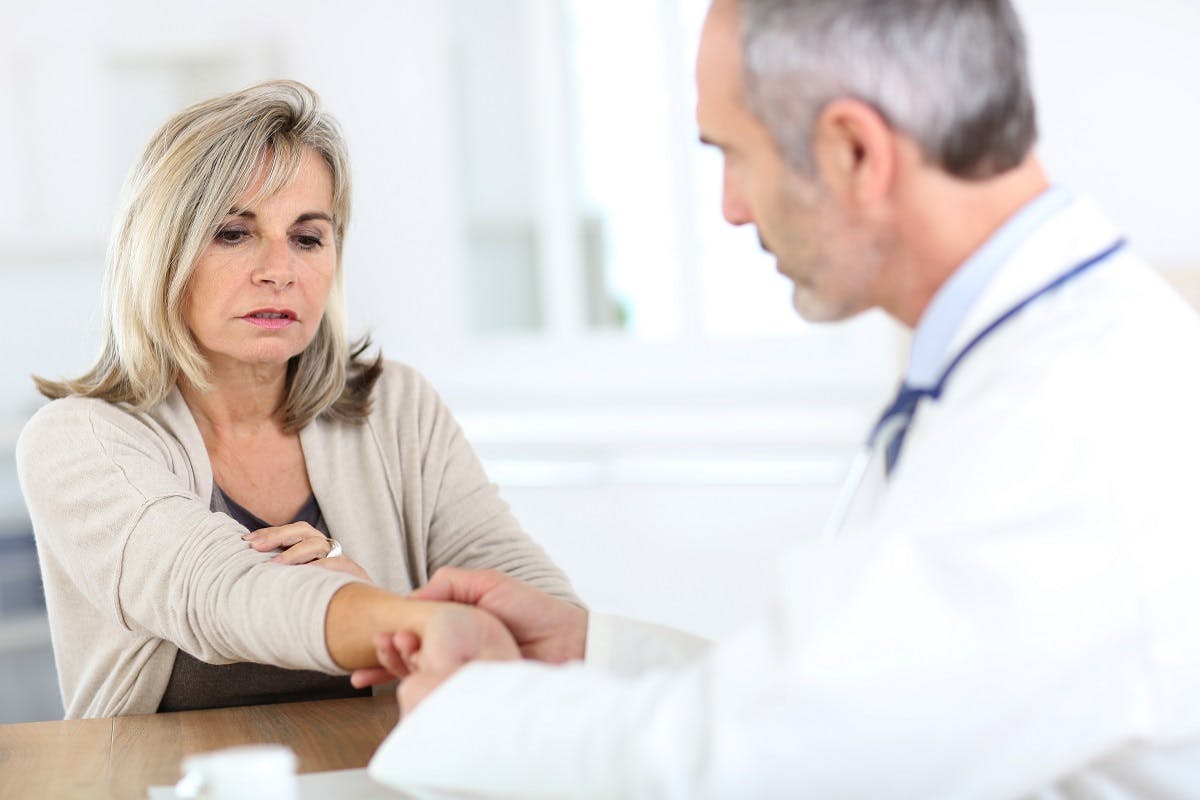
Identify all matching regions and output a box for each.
[0,694,398,799]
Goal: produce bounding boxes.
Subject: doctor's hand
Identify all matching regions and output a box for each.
[360,603,520,714]
[349,568,585,690]
[414,567,586,663]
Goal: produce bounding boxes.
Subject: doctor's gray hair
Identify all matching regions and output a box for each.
[36,79,381,431]
[740,0,1037,179]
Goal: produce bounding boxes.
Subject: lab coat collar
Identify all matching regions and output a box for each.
[939,195,1122,378]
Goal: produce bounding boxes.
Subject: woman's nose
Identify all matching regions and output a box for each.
[252,238,296,288]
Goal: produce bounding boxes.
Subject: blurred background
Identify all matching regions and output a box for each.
[1,0,1197,722]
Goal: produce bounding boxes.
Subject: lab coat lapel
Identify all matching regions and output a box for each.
[830,196,1122,538]
[944,196,1122,366]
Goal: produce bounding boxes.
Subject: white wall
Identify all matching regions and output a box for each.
[1018,0,1200,269]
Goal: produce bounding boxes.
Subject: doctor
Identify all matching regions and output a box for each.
[362,0,1200,796]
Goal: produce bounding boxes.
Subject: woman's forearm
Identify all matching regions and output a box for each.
[325,583,434,670]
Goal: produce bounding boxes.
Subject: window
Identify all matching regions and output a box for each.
[441,0,897,406]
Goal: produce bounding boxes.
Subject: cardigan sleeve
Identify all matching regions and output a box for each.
[16,398,360,673]
[395,367,580,605]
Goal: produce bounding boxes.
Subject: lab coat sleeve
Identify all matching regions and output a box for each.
[585,612,710,675]
[367,486,1172,799]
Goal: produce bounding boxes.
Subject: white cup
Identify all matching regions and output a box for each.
[174,744,298,800]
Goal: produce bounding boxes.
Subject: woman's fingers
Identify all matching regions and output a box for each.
[349,666,394,689]
[376,631,410,678]
[244,522,318,551]
[310,555,373,582]
[242,522,334,564]
[393,631,421,672]
[244,522,299,549]
[348,632,418,689]
[269,540,330,564]
[246,522,368,574]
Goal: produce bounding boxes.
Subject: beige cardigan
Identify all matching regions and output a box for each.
[16,361,577,718]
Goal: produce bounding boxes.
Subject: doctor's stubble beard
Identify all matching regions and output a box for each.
[760,182,889,324]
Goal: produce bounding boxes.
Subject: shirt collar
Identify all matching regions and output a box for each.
[904,185,1073,388]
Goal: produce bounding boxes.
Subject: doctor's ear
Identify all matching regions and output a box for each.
[810,98,897,210]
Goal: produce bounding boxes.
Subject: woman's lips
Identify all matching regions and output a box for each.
[241,310,296,329]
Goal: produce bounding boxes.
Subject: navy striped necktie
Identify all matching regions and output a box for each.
[870,238,1126,477]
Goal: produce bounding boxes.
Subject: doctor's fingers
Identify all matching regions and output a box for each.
[410,567,508,605]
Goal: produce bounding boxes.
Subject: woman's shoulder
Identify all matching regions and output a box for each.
[332,359,460,452]
[367,360,444,414]
[17,394,184,465]
[21,395,131,438]
[16,392,205,502]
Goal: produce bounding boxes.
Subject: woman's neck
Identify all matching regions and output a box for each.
[179,361,289,440]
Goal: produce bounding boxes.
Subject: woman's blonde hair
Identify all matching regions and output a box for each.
[35,79,380,430]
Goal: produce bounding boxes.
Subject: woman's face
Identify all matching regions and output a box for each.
[184,147,337,375]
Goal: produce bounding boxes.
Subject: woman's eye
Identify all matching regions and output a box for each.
[215,228,248,245]
[294,234,323,250]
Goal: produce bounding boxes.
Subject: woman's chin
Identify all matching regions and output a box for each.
[204,347,306,374]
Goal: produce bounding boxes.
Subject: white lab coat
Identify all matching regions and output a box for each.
[370,197,1200,799]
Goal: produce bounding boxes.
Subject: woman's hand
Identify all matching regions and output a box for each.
[244,521,328,563]
[244,522,371,581]
[309,554,372,582]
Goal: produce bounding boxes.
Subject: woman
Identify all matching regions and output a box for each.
[15,80,576,718]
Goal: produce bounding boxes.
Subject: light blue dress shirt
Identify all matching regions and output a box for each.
[904,186,1073,389]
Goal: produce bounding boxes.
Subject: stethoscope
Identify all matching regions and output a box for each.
[821,237,1128,540]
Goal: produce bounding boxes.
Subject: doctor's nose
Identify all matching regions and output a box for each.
[721,168,753,227]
